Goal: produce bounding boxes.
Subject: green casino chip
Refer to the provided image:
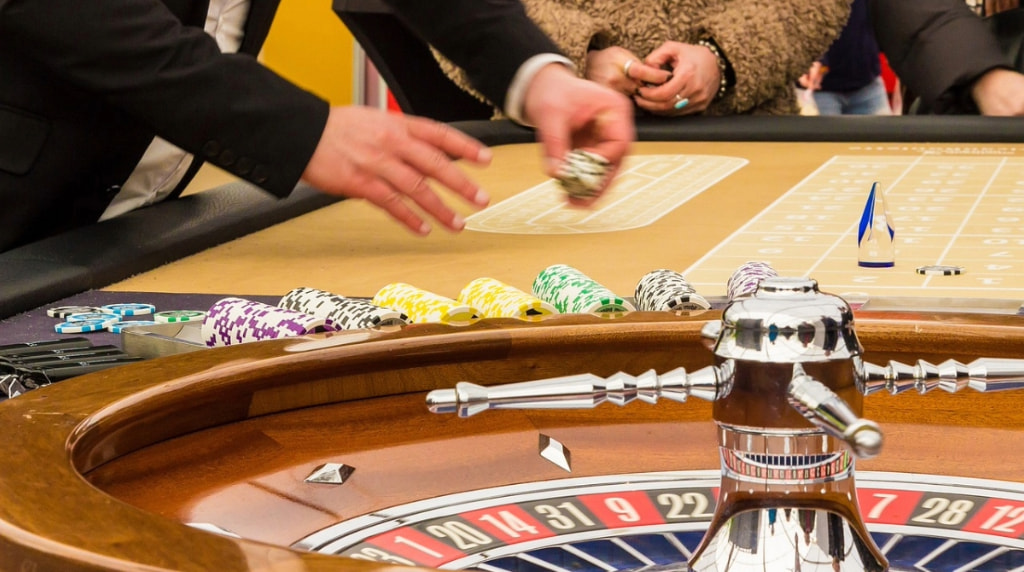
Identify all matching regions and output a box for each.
[154,310,207,323]
[532,264,635,314]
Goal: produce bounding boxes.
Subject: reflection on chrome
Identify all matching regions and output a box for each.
[427,276,1024,571]
[690,508,885,572]
[720,446,852,485]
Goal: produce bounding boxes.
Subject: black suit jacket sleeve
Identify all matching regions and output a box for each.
[0,0,328,196]
[383,0,565,111]
[869,0,1009,113]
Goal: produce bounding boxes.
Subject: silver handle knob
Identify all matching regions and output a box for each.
[859,357,1024,395]
[788,364,883,459]
[426,363,730,417]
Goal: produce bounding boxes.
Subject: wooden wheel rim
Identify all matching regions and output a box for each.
[2,311,1023,571]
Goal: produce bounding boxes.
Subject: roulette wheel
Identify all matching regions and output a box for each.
[3,277,1024,572]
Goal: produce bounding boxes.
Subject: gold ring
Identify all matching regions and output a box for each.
[623,60,635,78]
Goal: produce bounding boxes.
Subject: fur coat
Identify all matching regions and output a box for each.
[436,0,853,116]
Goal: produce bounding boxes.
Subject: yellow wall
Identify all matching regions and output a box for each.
[260,1,356,105]
[185,3,356,194]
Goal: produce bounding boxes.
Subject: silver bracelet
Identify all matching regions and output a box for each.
[697,39,729,101]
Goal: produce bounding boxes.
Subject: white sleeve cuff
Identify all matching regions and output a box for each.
[504,54,576,126]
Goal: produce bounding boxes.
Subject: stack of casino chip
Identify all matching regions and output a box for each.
[49,303,160,333]
[278,287,410,330]
[53,311,121,334]
[557,150,610,199]
[201,297,328,347]
[372,283,479,324]
[634,269,711,312]
[457,277,557,319]
[726,261,779,301]
[532,264,636,314]
[103,303,159,332]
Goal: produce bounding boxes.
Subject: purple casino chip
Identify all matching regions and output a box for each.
[727,261,779,301]
[201,297,328,347]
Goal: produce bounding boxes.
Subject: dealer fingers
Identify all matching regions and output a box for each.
[357,174,436,235]
[401,119,493,212]
[405,115,492,167]
[375,159,481,234]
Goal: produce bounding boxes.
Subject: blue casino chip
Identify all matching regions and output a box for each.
[66,312,120,324]
[53,319,112,334]
[102,303,157,317]
[109,320,161,334]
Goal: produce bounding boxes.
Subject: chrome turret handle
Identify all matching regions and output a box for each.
[426,362,733,417]
[788,364,883,459]
[859,357,1024,395]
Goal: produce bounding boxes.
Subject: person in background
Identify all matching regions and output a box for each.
[0,0,633,252]
[869,0,1024,115]
[798,0,892,115]
[433,0,853,118]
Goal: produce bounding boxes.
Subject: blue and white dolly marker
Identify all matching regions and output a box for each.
[857,181,895,268]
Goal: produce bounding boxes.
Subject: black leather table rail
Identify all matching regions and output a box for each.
[452,115,1024,147]
[0,183,338,319]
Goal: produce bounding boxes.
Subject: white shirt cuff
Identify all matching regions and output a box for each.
[504,54,576,126]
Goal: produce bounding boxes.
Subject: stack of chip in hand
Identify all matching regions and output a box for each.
[557,149,610,199]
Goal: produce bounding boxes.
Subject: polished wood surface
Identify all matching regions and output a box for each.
[2,311,1024,570]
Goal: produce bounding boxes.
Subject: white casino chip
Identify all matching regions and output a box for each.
[46,306,103,319]
[557,150,610,199]
[916,265,965,276]
[279,287,410,330]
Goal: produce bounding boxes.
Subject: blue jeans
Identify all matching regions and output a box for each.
[813,76,892,115]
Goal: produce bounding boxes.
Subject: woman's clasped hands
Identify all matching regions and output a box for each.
[585,41,722,116]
